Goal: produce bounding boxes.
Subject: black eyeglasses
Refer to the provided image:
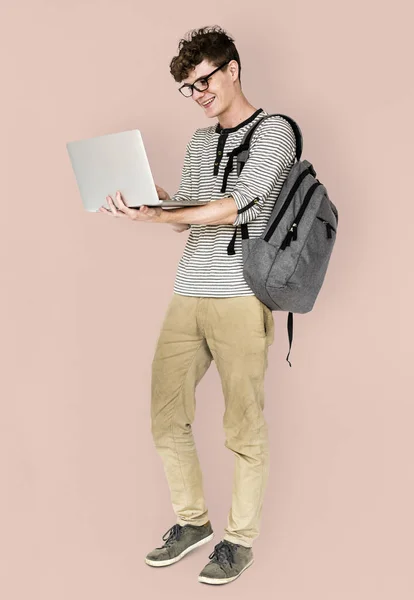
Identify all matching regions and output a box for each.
[178,60,231,97]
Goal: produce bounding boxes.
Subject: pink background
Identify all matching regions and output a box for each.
[1,1,413,598]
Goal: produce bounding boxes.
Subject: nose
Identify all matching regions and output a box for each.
[192,89,207,103]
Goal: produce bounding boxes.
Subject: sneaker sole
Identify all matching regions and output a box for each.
[145,532,214,567]
[198,558,254,585]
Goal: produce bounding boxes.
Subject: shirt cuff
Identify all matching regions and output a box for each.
[230,190,260,226]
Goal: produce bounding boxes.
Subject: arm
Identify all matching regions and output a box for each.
[158,116,295,227]
[140,118,295,227]
[157,197,238,226]
[224,116,296,226]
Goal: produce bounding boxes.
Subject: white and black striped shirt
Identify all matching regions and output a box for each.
[170,108,296,297]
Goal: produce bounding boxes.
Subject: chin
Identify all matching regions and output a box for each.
[202,100,219,117]
[208,105,219,117]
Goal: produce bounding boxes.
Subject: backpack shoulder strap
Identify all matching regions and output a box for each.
[239,113,303,166]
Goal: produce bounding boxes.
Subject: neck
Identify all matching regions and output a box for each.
[216,94,258,129]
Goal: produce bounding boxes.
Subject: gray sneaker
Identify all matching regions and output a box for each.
[145,521,214,567]
[198,540,254,585]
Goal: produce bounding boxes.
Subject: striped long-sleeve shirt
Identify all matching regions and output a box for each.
[170,107,296,297]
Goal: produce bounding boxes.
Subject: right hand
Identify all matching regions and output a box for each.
[155,184,171,201]
[155,184,190,233]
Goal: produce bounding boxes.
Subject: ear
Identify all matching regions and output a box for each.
[229,60,239,81]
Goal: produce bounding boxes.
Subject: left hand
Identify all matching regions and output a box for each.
[98,191,163,222]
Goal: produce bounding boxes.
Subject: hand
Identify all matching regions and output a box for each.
[171,223,191,233]
[155,183,189,232]
[155,184,171,201]
[98,191,163,221]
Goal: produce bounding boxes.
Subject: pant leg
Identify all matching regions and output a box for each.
[151,293,213,526]
[204,295,274,547]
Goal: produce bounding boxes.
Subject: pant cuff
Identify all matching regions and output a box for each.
[177,517,210,527]
[223,535,253,548]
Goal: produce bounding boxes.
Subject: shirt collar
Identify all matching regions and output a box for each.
[215,107,264,134]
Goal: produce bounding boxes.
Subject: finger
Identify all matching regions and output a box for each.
[155,184,167,200]
[113,192,124,214]
[106,195,116,215]
[116,191,135,218]
[107,195,123,217]
[116,190,127,208]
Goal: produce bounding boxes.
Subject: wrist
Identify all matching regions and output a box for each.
[156,207,180,224]
[157,208,172,224]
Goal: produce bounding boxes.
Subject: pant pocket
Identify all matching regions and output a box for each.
[262,303,274,346]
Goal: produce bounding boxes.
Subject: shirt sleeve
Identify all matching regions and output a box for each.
[169,133,194,203]
[226,116,296,226]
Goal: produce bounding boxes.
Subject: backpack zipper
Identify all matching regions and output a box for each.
[316,216,336,239]
[264,165,316,243]
[280,182,322,250]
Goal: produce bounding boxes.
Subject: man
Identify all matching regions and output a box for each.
[99,26,296,585]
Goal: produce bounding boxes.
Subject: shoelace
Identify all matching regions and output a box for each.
[157,524,183,549]
[208,540,237,568]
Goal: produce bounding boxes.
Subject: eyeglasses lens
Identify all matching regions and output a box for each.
[181,79,209,97]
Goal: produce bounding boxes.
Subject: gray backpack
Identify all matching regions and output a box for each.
[226,114,339,366]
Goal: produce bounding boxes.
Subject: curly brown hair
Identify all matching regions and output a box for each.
[169,25,242,85]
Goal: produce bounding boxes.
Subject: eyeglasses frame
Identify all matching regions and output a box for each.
[178,60,231,97]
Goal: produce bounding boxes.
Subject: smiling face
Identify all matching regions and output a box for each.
[181,58,241,118]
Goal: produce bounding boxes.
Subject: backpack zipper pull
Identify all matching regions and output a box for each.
[317,217,335,239]
[281,223,297,249]
[326,223,332,238]
[323,221,336,238]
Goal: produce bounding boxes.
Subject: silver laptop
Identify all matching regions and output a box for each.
[66,129,210,212]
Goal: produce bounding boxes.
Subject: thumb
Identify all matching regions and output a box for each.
[141,206,156,217]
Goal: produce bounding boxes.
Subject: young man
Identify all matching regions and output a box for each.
[99,26,296,585]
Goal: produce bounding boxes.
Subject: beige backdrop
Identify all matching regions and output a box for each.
[1,1,413,598]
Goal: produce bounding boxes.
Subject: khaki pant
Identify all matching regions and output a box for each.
[150,293,274,548]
